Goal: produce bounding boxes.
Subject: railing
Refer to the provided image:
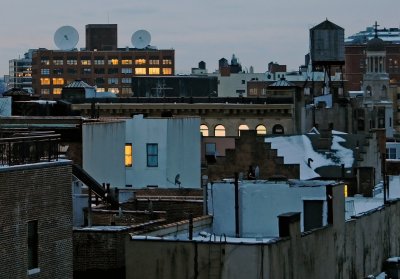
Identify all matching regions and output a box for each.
[0,134,60,166]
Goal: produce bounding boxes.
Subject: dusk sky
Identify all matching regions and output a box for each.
[1,0,399,76]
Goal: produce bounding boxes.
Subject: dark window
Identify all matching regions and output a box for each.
[303,200,323,231]
[108,68,119,74]
[94,68,105,74]
[67,68,77,74]
[147,143,158,167]
[28,220,39,270]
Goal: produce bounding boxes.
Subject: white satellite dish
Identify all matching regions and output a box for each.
[54,26,79,50]
[131,30,151,49]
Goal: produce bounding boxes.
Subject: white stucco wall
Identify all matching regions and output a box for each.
[83,121,126,187]
[125,115,201,188]
[209,181,327,237]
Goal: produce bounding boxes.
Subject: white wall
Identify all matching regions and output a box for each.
[209,181,327,237]
[83,121,126,187]
[125,115,201,188]
[0,97,11,116]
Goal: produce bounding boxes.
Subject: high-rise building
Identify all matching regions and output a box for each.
[8,50,33,93]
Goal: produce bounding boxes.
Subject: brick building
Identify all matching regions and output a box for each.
[0,158,73,278]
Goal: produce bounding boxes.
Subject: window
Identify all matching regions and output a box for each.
[52,78,64,85]
[122,68,132,74]
[272,124,284,134]
[108,68,119,74]
[108,58,119,65]
[200,124,209,136]
[162,58,172,65]
[135,58,146,65]
[53,68,63,75]
[135,68,146,75]
[53,88,62,95]
[53,59,63,65]
[41,69,49,75]
[28,220,39,270]
[41,58,49,65]
[205,143,216,155]
[256,125,267,135]
[40,78,50,85]
[96,87,105,92]
[66,58,77,65]
[147,143,158,167]
[41,88,50,95]
[94,57,105,65]
[215,125,226,137]
[125,144,132,167]
[121,59,132,65]
[163,68,172,75]
[82,68,92,75]
[108,88,119,94]
[238,124,249,136]
[108,78,118,84]
[121,87,133,94]
[149,68,160,75]
[149,58,160,65]
[67,68,77,74]
[95,77,105,84]
[387,148,396,159]
[94,68,105,74]
[81,59,91,65]
[122,78,132,84]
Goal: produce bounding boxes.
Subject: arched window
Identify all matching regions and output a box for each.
[238,124,249,136]
[200,124,209,136]
[272,124,284,134]
[256,125,267,135]
[214,125,226,137]
[366,85,372,96]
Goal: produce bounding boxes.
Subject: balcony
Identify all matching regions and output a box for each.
[0,133,60,166]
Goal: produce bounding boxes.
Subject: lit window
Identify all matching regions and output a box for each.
[162,59,172,65]
[40,78,50,85]
[200,124,209,136]
[94,59,104,65]
[135,68,146,75]
[82,68,91,75]
[149,68,160,75]
[121,87,133,94]
[238,124,249,136]
[96,88,105,92]
[135,58,146,65]
[163,68,172,75]
[121,59,132,65]
[81,59,91,65]
[41,58,49,65]
[125,143,132,167]
[344,184,348,198]
[108,58,119,65]
[122,68,133,74]
[256,125,267,135]
[28,220,39,270]
[52,78,64,85]
[215,125,226,137]
[53,88,62,95]
[41,69,50,75]
[108,88,119,94]
[147,143,158,167]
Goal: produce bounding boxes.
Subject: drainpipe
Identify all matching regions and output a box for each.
[87,187,92,227]
[234,172,240,238]
[188,213,193,240]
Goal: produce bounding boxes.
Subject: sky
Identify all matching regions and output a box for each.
[0,0,399,76]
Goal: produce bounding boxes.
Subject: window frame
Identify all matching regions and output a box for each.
[146,143,158,167]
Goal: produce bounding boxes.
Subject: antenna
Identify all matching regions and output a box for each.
[131,30,151,49]
[54,26,79,50]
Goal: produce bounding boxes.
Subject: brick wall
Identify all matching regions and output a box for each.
[0,161,73,279]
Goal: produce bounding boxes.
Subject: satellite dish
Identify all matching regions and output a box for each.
[131,30,151,49]
[54,26,79,50]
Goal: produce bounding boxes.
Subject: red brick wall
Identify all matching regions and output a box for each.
[0,162,73,279]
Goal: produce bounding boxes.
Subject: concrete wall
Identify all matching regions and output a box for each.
[210,181,327,237]
[126,115,201,188]
[0,161,73,279]
[83,121,126,187]
[0,96,11,116]
[125,184,400,279]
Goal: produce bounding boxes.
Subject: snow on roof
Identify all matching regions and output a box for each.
[75,226,131,232]
[265,135,354,180]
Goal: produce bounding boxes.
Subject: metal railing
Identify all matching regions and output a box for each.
[0,134,60,166]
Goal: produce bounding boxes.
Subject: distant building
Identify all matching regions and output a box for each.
[8,49,33,93]
[86,24,118,51]
[345,23,400,91]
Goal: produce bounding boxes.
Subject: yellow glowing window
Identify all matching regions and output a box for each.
[108,59,119,65]
[53,88,62,95]
[81,60,91,65]
[238,124,249,136]
[163,68,172,75]
[52,78,64,85]
[122,59,132,65]
[135,59,146,65]
[135,68,146,75]
[40,78,50,85]
[215,125,226,137]
[256,125,267,135]
[125,143,132,167]
[200,124,209,136]
[149,59,159,65]
[344,184,348,198]
[162,59,172,65]
[149,68,160,75]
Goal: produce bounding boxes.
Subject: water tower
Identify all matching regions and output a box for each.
[310,19,345,99]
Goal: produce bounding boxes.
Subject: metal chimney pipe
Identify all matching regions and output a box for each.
[234,172,239,238]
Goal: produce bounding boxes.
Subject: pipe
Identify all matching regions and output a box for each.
[234,172,239,238]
